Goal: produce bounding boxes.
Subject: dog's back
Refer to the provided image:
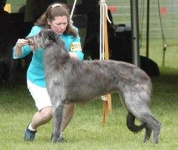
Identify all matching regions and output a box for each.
[56,59,151,103]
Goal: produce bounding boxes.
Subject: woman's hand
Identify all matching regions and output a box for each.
[15,39,28,48]
[69,52,78,59]
[14,39,28,57]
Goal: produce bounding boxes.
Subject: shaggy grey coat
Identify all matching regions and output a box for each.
[27,29,161,144]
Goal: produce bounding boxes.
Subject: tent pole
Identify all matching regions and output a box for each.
[130,0,140,67]
[146,0,150,58]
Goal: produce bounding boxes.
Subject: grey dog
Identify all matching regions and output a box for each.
[26,29,161,143]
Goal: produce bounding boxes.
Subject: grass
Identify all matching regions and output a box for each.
[0,38,178,149]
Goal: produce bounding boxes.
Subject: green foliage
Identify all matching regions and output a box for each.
[0,39,178,149]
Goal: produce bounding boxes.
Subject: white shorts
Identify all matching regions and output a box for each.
[27,80,52,111]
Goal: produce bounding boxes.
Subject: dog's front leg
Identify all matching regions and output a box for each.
[51,103,65,143]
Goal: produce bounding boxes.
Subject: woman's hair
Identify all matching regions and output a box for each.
[34,3,77,37]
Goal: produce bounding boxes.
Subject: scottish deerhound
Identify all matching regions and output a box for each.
[26,29,161,143]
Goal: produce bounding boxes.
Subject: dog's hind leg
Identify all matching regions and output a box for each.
[126,111,154,143]
[51,103,65,142]
[153,122,161,144]
[142,115,161,143]
[122,88,161,143]
[129,111,161,143]
[144,126,152,142]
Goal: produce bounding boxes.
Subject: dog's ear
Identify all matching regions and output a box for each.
[48,32,57,42]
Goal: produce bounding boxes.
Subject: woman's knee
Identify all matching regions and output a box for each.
[40,106,53,121]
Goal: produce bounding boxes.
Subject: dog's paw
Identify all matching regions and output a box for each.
[57,136,67,143]
[51,133,67,143]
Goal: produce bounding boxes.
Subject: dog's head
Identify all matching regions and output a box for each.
[26,29,58,50]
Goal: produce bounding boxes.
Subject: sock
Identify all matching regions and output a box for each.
[28,123,37,132]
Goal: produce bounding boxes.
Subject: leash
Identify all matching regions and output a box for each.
[70,0,78,23]
[100,0,111,60]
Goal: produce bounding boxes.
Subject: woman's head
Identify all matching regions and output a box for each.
[35,3,77,37]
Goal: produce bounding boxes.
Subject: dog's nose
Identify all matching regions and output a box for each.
[25,36,34,44]
[25,39,34,45]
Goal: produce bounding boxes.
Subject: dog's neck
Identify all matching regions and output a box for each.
[44,40,70,69]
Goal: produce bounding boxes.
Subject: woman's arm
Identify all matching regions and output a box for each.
[12,26,42,59]
[14,39,29,57]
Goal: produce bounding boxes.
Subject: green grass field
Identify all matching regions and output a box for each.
[0,38,178,150]
[2,0,178,149]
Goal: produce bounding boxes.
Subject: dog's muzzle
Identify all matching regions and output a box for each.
[26,39,34,45]
[25,37,37,50]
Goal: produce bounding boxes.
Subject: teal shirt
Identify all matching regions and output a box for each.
[13,26,84,87]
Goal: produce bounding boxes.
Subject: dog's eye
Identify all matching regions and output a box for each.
[48,33,56,41]
[39,32,42,36]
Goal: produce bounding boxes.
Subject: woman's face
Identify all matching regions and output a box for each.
[48,16,68,35]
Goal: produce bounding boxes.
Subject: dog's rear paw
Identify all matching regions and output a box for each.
[57,136,67,143]
[51,134,67,143]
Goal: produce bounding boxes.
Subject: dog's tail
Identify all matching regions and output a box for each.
[126,111,147,133]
